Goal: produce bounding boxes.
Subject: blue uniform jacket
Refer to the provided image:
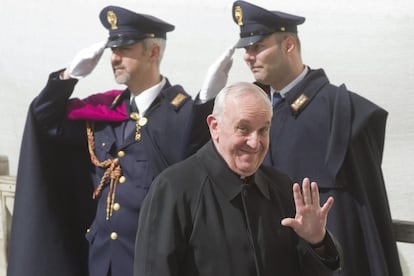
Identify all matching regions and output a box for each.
[7,70,212,276]
[258,68,402,276]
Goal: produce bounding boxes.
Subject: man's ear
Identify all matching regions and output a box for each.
[285,35,296,53]
[150,44,160,62]
[207,115,219,141]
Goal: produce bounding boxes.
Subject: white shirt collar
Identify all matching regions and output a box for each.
[271,66,309,99]
[131,77,166,116]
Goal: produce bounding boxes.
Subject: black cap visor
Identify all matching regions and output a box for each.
[234,34,267,48]
[105,34,151,48]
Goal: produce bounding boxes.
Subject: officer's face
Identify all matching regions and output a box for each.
[110,41,153,87]
[208,92,271,177]
[243,34,290,89]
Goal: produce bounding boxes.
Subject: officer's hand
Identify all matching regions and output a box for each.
[66,41,106,79]
[199,46,235,102]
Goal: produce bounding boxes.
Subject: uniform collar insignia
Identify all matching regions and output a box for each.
[290,93,309,112]
[170,92,188,108]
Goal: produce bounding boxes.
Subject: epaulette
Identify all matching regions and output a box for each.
[163,85,190,111]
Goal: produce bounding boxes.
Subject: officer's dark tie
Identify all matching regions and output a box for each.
[272,92,282,107]
[124,97,139,139]
[130,97,139,113]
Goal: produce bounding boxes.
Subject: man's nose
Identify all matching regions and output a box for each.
[111,50,122,63]
[244,50,255,62]
[246,132,259,149]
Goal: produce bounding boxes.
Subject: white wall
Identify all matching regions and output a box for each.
[1,0,413,274]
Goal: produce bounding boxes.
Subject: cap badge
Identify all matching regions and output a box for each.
[291,93,309,112]
[234,6,244,26]
[107,10,118,30]
[280,27,286,32]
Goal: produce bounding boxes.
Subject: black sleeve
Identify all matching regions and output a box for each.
[134,174,191,276]
[298,231,342,276]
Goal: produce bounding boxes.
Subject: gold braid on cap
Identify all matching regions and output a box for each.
[86,120,122,220]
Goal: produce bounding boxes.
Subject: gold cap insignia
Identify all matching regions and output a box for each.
[291,93,309,112]
[280,26,286,32]
[234,6,243,26]
[171,93,188,108]
[107,11,118,30]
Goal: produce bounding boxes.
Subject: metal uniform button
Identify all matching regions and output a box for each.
[113,203,120,211]
[117,151,125,158]
[119,176,126,183]
[110,232,118,240]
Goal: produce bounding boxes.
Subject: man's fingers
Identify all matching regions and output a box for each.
[301,178,312,205]
[321,196,334,216]
[292,183,304,209]
[281,217,299,229]
[311,181,320,206]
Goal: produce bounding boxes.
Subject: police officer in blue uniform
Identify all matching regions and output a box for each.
[8,5,213,276]
[200,1,403,276]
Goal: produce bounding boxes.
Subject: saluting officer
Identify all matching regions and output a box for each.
[200,1,403,276]
[8,5,213,276]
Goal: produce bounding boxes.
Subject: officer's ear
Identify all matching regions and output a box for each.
[149,43,160,63]
[284,35,296,53]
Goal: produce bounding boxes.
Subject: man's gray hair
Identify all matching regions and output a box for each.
[212,82,272,119]
[143,37,166,66]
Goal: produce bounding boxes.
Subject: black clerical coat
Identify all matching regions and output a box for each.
[135,141,340,276]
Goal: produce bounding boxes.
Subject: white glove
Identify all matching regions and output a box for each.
[199,47,235,102]
[67,41,106,79]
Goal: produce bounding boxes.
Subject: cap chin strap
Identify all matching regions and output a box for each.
[240,29,274,38]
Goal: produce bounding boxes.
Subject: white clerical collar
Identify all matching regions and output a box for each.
[131,77,166,115]
[271,66,309,98]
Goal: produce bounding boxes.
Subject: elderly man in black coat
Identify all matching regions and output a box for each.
[134,82,341,276]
